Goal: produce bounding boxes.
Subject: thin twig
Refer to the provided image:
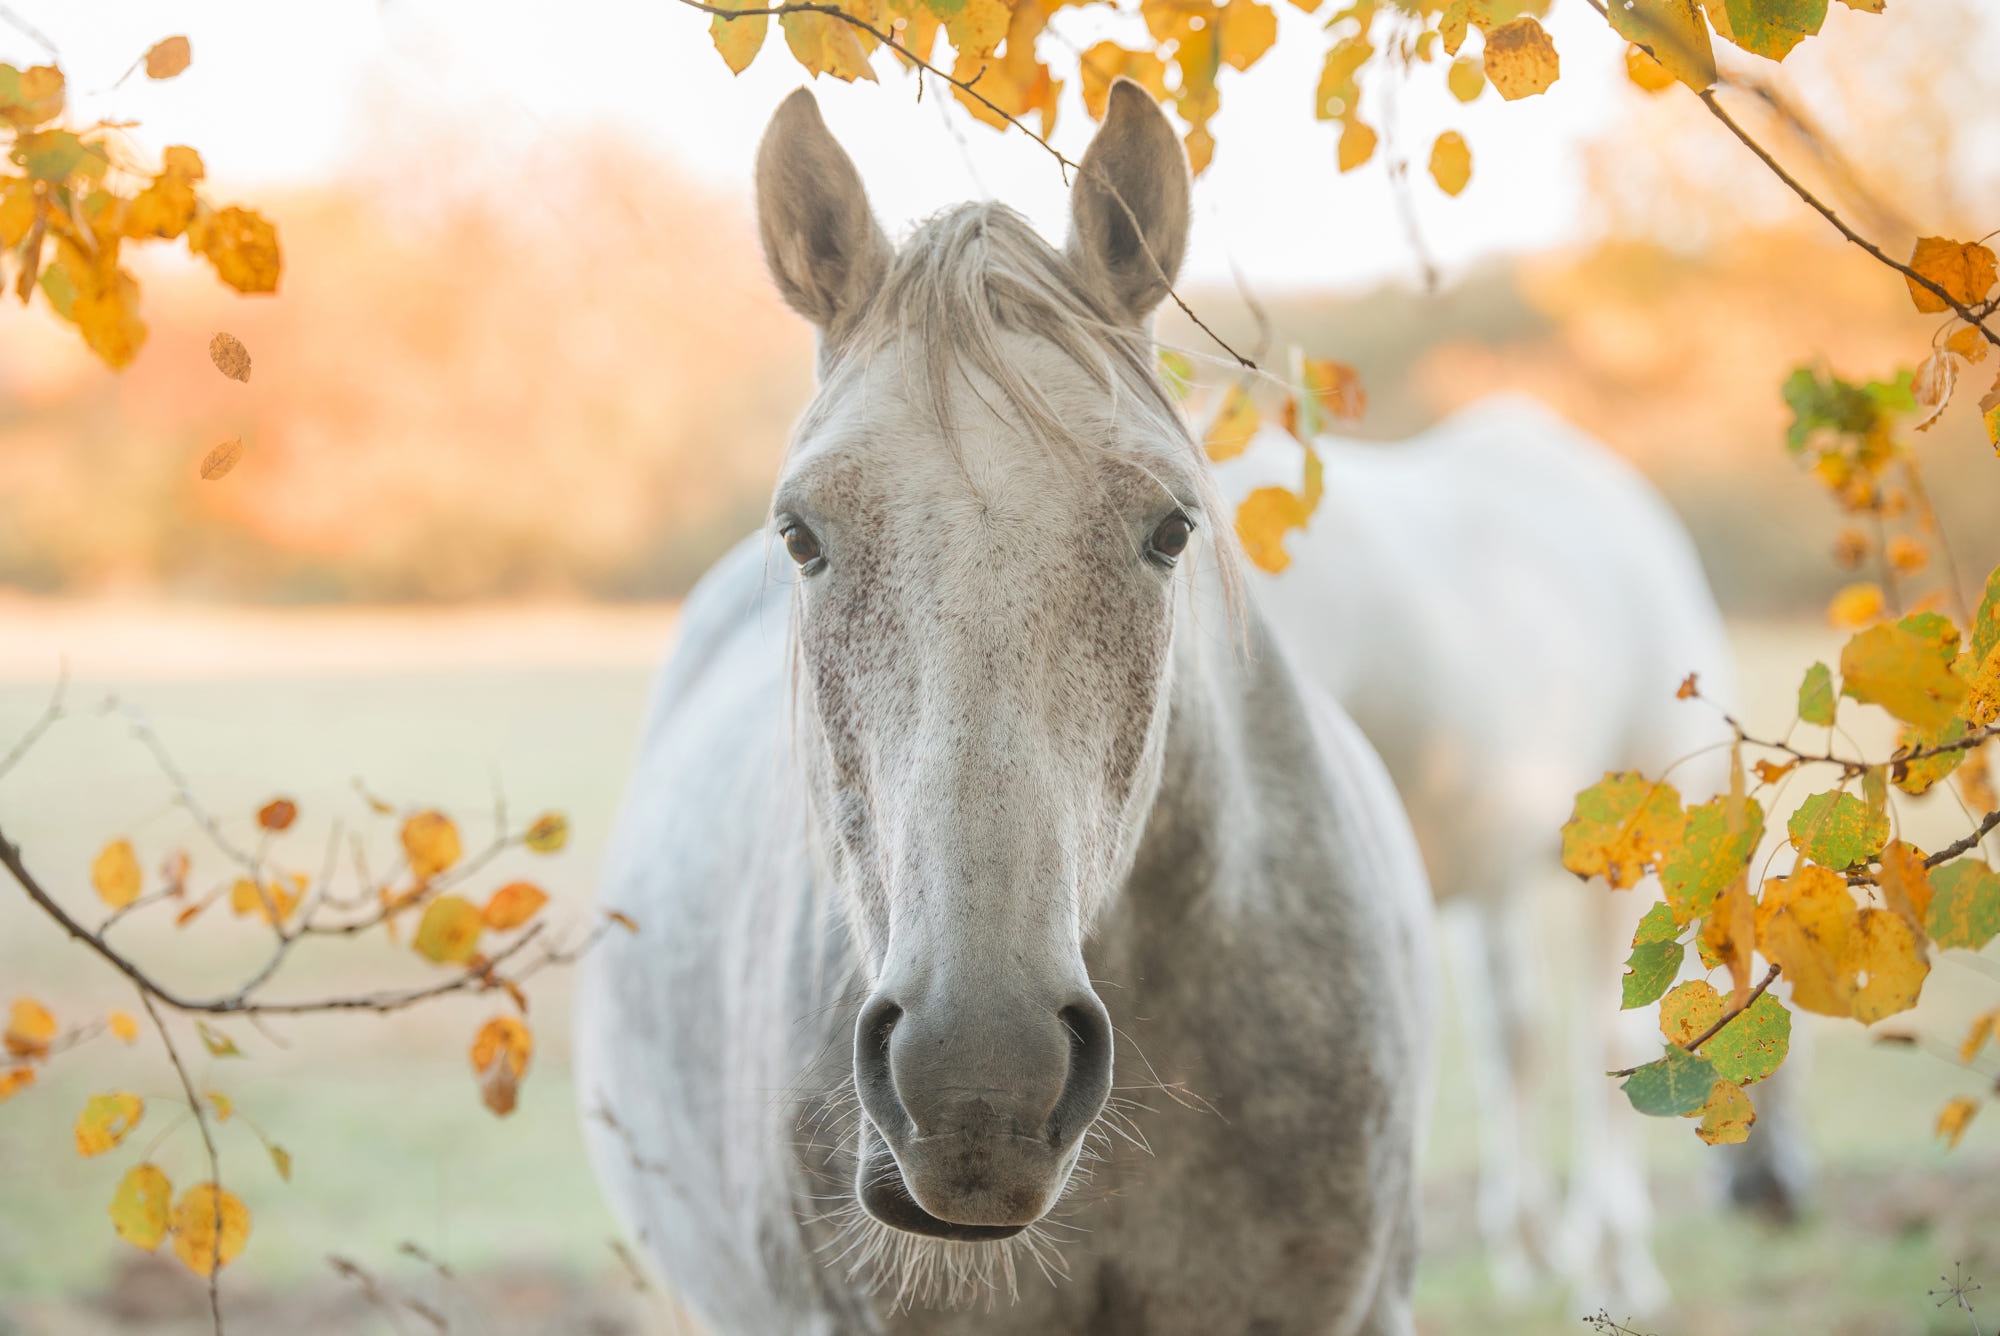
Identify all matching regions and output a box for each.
[1609,963,1783,1078]
[140,989,224,1336]
[0,665,66,784]
[0,3,58,58]
[1927,808,2000,870]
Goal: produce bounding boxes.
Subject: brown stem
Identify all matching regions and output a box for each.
[1926,807,2000,869]
[140,990,224,1335]
[1609,963,1783,1078]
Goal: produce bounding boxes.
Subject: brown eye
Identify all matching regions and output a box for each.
[783,523,822,569]
[1148,510,1193,565]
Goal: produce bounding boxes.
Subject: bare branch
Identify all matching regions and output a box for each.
[140,990,224,1336]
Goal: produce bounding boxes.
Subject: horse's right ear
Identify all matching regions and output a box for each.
[755,89,893,338]
[1066,78,1191,325]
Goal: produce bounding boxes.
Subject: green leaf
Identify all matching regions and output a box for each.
[1662,796,1763,923]
[1840,621,1968,732]
[1928,860,2000,952]
[1621,1045,1718,1117]
[1704,990,1791,1085]
[195,1021,242,1058]
[11,128,107,182]
[1621,903,1684,1009]
[1786,790,1889,870]
[1798,661,1836,726]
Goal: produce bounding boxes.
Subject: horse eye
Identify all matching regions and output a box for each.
[783,523,823,569]
[1148,511,1193,566]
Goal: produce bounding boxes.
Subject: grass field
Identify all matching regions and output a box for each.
[1,605,1997,1335]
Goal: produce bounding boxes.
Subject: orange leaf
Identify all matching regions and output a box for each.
[92,839,142,910]
[481,881,548,931]
[1428,131,1471,196]
[199,438,243,481]
[1906,237,1997,314]
[108,1010,140,1043]
[1827,581,1884,630]
[607,909,640,933]
[0,1065,36,1102]
[256,797,296,831]
[5,997,57,1058]
[1482,17,1559,101]
[170,1183,250,1274]
[144,36,192,80]
[401,810,463,881]
[470,1016,534,1117]
[75,1092,145,1157]
[523,812,569,853]
[1937,1096,1979,1149]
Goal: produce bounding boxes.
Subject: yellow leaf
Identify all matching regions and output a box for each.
[108,1010,139,1043]
[1482,16,1559,101]
[471,1016,534,1117]
[0,177,34,248]
[1693,1079,1756,1145]
[75,1092,145,1157]
[123,173,198,241]
[1906,237,1997,314]
[1446,55,1484,101]
[401,810,463,880]
[144,36,192,80]
[229,876,299,925]
[1216,0,1278,71]
[1624,42,1675,92]
[1965,641,2000,729]
[71,267,148,370]
[0,1065,35,1102]
[1297,357,1366,430]
[93,839,143,910]
[1337,118,1377,173]
[413,895,483,965]
[188,206,282,294]
[1079,43,1170,121]
[1315,37,1373,121]
[160,145,204,181]
[1878,839,1934,935]
[1840,619,1969,732]
[1204,383,1260,461]
[1936,1095,1979,1149]
[1960,1008,2000,1064]
[1754,866,1857,1018]
[170,1183,250,1274]
[1885,534,1929,576]
[1843,907,1929,1024]
[199,438,244,481]
[482,881,548,931]
[1659,977,1722,1047]
[1560,772,1683,890]
[1235,486,1313,574]
[110,1163,172,1251]
[524,812,569,853]
[944,0,1009,58]
[1429,130,1471,196]
[0,62,65,129]
[1607,0,1713,91]
[708,0,769,74]
[206,1091,234,1122]
[1826,581,1884,630]
[780,8,879,83]
[1183,124,1215,177]
[4,997,57,1058]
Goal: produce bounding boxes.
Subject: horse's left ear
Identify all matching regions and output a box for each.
[756,88,893,338]
[1066,79,1192,325]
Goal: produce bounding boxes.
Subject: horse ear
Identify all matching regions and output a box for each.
[755,89,893,336]
[1066,79,1191,325]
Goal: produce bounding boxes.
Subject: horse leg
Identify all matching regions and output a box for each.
[1555,882,1669,1315]
[1439,902,1538,1296]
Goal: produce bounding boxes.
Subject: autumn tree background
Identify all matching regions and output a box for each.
[4,1,2000,1333]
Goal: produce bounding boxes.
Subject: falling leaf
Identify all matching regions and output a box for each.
[1936,1096,1979,1149]
[1693,1079,1756,1144]
[413,895,483,965]
[1482,17,1559,101]
[1905,237,1997,314]
[482,882,548,931]
[196,1021,242,1058]
[1844,907,1929,1024]
[1786,790,1888,870]
[1204,384,1260,461]
[1796,661,1837,726]
[1608,0,1714,89]
[402,810,463,880]
[257,797,297,831]
[110,1164,172,1250]
[187,206,282,294]
[0,1066,37,1101]
[1840,618,1969,732]
[470,1016,533,1117]
[199,439,243,481]
[75,1093,145,1157]
[208,332,251,382]
[108,1010,139,1043]
[524,812,570,854]
[1927,859,2000,952]
[90,839,143,910]
[707,0,769,74]
[1620,902,1683,1009]
[1755,865,1858,1017]
[6,997,57,1058]
[144,36,192,80]
[1621,1044,1718,1116]
[1428,131,1471,196]
[1560,772,1683,889]
[1827,582,1884,630]
[170,1183,250,1274]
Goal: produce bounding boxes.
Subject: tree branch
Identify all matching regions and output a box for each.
[140,989,224,1336]
[1609,963,1783,1078]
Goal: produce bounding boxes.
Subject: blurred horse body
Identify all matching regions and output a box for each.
[577,84,1436,1334]
[1220,399,1800,1308]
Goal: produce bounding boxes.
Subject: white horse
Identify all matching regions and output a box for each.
[1217,400,1811,1309]
[576,82,1436,1333]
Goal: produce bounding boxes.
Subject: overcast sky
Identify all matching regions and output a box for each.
[0,0,1900,292]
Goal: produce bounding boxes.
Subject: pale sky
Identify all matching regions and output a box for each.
[0,0,1870,291]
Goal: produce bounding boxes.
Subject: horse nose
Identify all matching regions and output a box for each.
[854,985,1113,1149]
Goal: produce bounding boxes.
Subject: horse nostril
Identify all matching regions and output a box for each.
[1049,995,1114,1146]
[853,994,909,1139]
